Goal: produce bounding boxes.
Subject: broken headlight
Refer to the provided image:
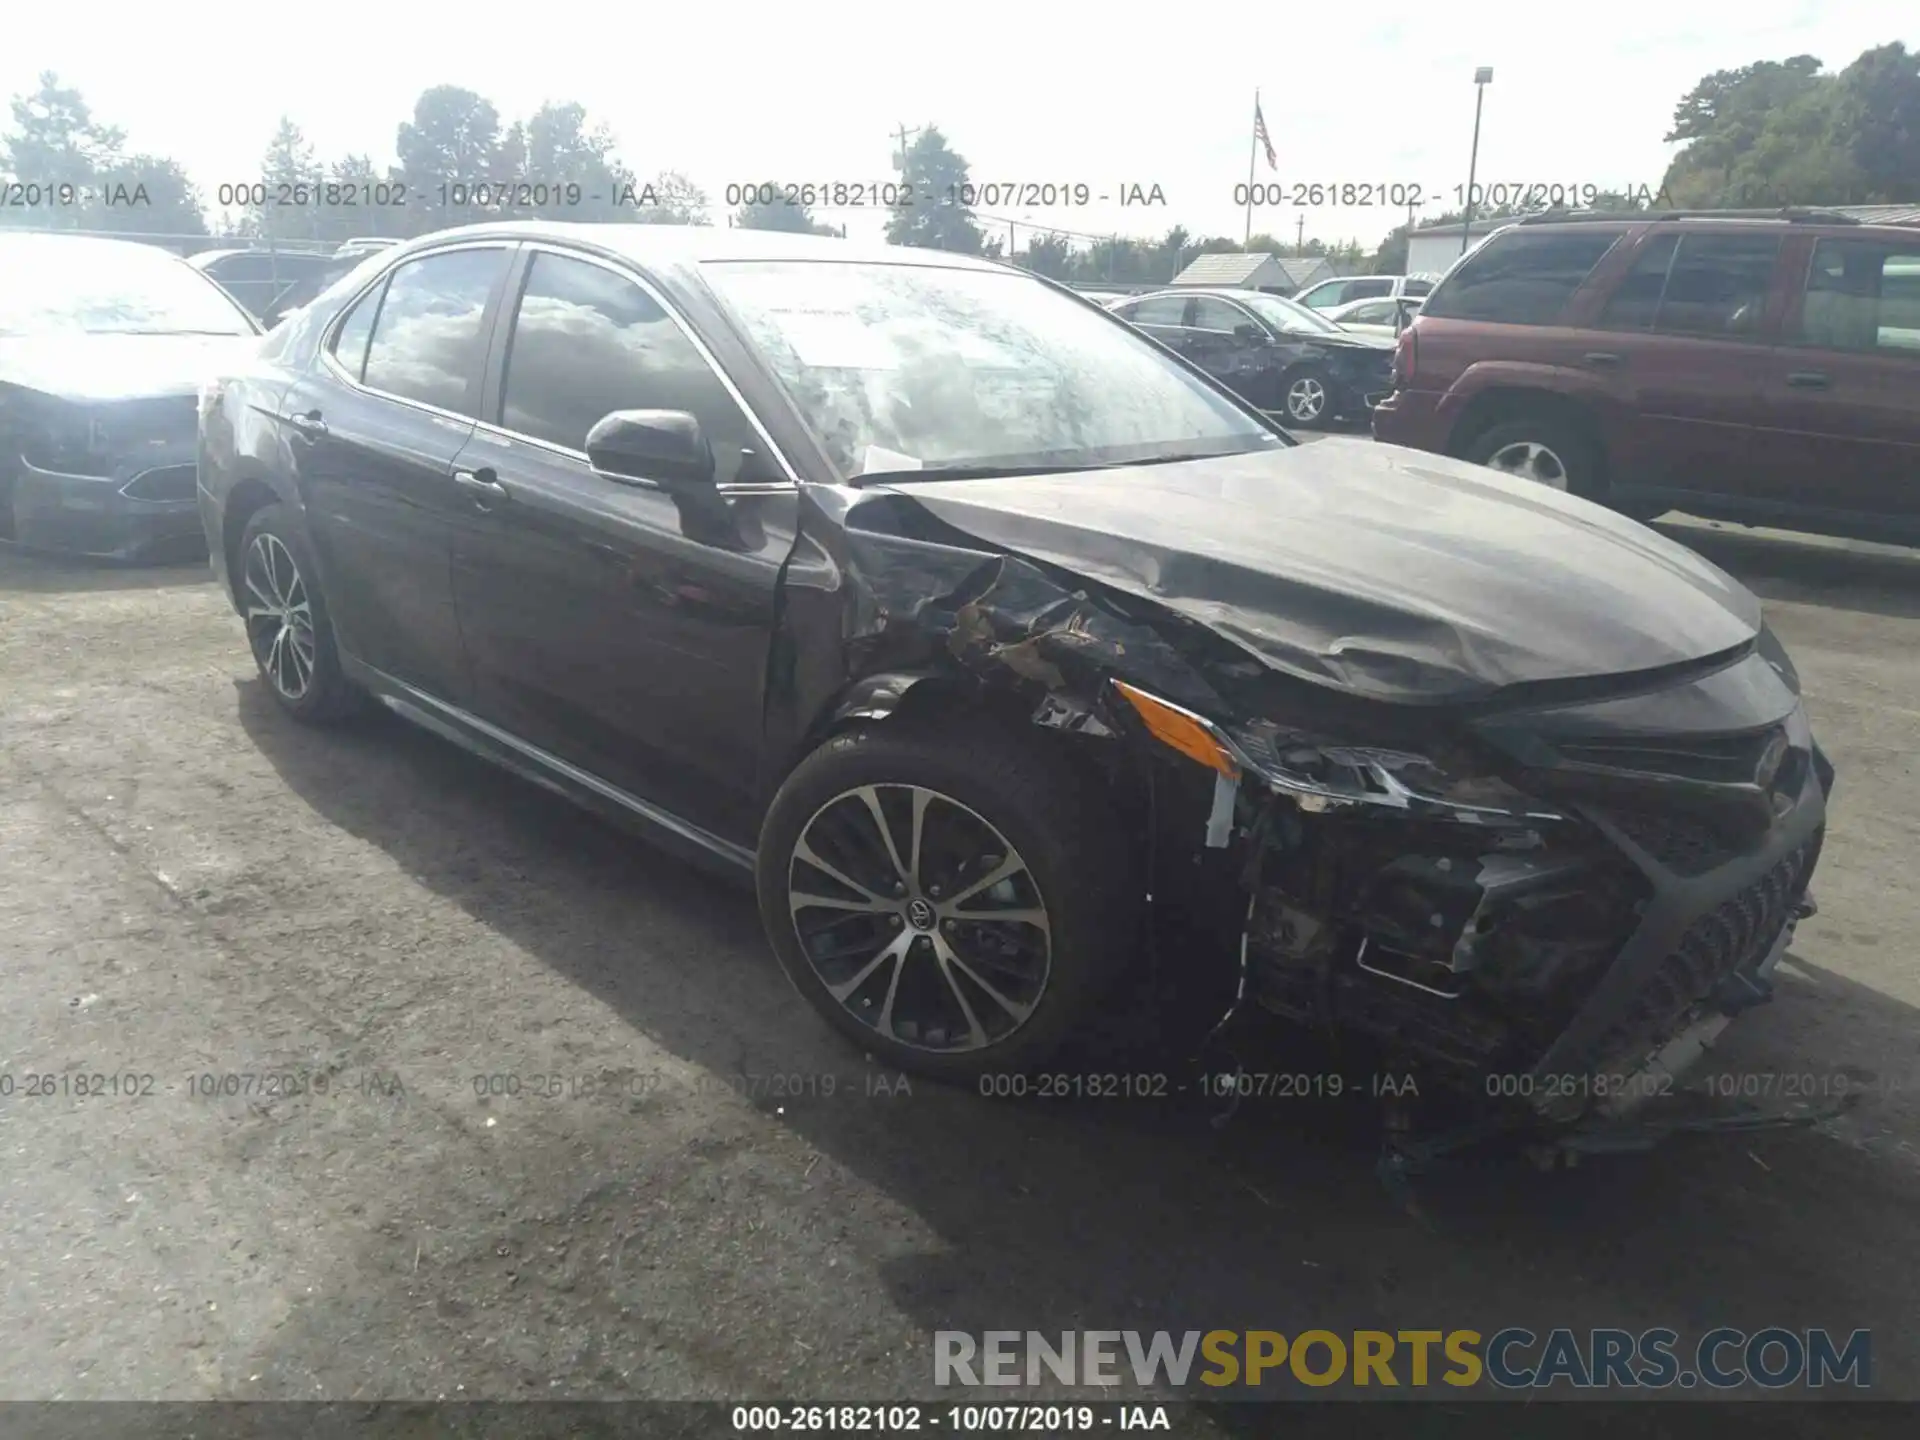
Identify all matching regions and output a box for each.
[1113,681,1563,827]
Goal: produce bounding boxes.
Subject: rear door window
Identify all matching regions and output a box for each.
[1420,228,1627,325]
[1796,238,1920,354]
[1120,295,1189,327]
[1342,278,1393,302]
[360,247,510,416]
[329,282,384,381]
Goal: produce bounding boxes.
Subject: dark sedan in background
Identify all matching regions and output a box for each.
[1,233,260,561]
[1110,287,1396,427]
[195,222,1829,1160]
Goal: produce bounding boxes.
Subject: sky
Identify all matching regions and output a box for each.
[3,1,1913,249]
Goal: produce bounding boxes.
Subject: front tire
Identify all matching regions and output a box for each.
[756,720,1137,1082]
[1281,366,1333,428]
[236,504,363,724]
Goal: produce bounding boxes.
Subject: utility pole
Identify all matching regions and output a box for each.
[891,123,922,176]
[1461,68,1494,255]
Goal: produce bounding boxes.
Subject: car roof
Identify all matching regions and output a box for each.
[1504,210,1919,242]
[387,220,1011,274]
[0,232,192,264]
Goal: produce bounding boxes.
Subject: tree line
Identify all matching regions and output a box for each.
[2,43,1914,275]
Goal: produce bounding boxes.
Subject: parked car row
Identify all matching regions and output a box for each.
[1292,272,1439,310]
[1107,287,1396,425]
[191,237,399,329]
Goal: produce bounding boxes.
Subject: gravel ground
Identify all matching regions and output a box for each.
[2,509,1918,1411]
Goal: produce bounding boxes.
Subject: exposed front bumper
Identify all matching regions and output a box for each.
[6,451,206,563]
[1525,738,1833,1120]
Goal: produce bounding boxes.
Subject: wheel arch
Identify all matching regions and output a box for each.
[1445,386,1610,478]
[220,474,299,609]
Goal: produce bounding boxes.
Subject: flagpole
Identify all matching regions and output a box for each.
[1244,88,1259,246]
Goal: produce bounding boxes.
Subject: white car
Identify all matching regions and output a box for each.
[1292,273,1438,311]
[1322,295,1423,337]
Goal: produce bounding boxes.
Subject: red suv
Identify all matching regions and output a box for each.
[1371,210,1920,540]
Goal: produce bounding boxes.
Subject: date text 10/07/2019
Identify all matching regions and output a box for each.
[205,180,1171,214]
[1234,181,1671,209]
[730,1404,1172,1431]
[724,182,1168,209]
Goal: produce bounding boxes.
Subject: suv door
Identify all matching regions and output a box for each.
[445,245,800,846]
[1585,228,1781,501]
[1751,233,1920,523]
[283,242,514,703]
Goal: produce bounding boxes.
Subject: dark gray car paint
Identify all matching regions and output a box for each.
[878,438,1761,706]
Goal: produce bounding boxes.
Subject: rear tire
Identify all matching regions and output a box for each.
[236,504,364,725]
[1462,416,1602,500]
[756,719,1138,1083]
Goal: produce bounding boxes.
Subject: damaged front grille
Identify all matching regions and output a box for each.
[1605,810,1734,878]
[1587,829,1821,1071]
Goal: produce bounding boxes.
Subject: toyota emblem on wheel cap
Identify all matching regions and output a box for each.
[907,898,936,930]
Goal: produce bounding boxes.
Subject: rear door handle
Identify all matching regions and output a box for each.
[1583,352,1622,367]
[452,468,508,503]
[282,409,327,440]
[1786,371,1829,390]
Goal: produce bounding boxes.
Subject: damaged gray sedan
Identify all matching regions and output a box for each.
[197,223,1831,1144]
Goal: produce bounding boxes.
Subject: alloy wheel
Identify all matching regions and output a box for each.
[786,783,1052,1054]
[1286,376,1327,422]
[1485,440,1570,489]
[243,533,317,701]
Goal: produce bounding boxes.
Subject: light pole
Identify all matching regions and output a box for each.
[1460,67,1493,256]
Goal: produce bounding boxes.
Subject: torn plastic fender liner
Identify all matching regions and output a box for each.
[766,484,1250,843]
[828,486,1233,712]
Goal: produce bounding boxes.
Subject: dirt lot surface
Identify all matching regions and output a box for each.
[2,511,1917,1415]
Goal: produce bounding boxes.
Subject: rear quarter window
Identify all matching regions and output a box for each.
[1421,228,1627,325]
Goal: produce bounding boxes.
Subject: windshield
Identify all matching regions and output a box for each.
[1237,291,1345,335]
[701,260,1285,481]
[0,237,257,338]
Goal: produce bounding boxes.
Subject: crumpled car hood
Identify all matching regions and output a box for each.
[880,438,1762,704]
[0,333,257,403]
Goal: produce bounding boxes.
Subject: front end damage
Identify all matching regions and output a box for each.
[798,484,1837,1165]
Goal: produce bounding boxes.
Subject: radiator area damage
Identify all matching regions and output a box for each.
[792,478,1835,1162]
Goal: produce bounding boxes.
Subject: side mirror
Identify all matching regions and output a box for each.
[1233,323,1267,342]
[586,409,715,488]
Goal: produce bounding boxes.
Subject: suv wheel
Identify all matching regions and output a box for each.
[1463,418,1600,498]
[238,504,364,724]
[757,721,1136,1082]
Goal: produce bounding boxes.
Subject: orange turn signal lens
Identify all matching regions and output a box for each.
[1112,681,1238,777]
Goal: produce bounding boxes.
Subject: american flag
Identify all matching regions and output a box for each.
[1253,99,1278,171]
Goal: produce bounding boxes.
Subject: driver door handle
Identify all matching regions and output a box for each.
[452,467,508,502]
[1786,371,1830,390]
[1583,352,1622,368]
[282,409,327,440]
